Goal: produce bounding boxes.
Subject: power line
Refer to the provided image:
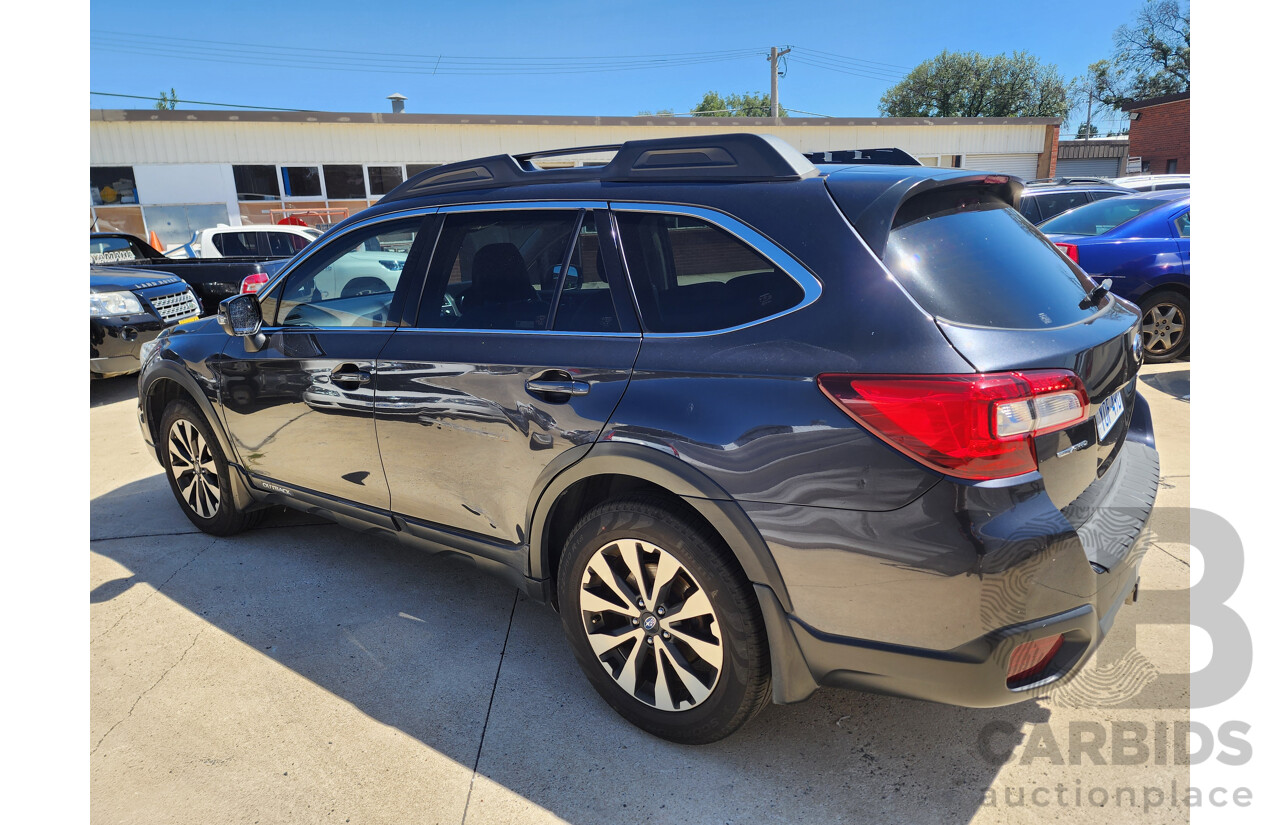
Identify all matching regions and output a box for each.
[787,56,905,83]
[90,91,309,111]
[790,47,912,71]
[90,42,758,76]
[91,29,764,62]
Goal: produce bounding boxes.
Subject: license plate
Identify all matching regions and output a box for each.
[1096,388,1126,440]
[177,315,199,325]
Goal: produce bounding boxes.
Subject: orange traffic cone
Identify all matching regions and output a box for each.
[149,230,164,252]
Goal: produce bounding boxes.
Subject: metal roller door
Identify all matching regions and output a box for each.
[1057,157,1123,178]
[963,153,1040,180]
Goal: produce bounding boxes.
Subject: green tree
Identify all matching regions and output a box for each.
[691,91,784,118]
[154,88,178,110]
[1111,0,1189,100]
[1076,122,1100,138]
[878,51,1069,118]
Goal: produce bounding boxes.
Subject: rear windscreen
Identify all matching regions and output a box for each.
[884,189,1099,329]
[1038,196,1166,236]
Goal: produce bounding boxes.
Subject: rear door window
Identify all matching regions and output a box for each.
[614,212,803,332]
[883,188,1098,329]
[1031,190,1092,222]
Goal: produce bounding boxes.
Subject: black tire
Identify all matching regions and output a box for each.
[159,399,264,536]
[1138,290,1189,363]
[557,496,771,744]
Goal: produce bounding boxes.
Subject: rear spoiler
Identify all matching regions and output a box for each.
[826,170,1024,258]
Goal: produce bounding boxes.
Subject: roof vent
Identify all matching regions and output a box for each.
[386,93,407,114]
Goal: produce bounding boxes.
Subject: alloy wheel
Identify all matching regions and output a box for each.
[168,419,221,519]
[1141,302,1185,356]
[578,538,724,712]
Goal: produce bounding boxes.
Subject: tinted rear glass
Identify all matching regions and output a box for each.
[1039,197,1166,236]
[884,189,1097,329]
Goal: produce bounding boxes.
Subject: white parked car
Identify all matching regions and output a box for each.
[1113,174,1190,192]
[198,225,323,259]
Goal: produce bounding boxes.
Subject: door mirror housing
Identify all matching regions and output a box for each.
[217,294,267,351]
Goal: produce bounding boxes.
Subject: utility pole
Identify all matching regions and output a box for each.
[1084,88,1094,142]
[768,46,791,123]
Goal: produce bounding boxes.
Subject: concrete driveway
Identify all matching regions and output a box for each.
[91,362,1191,824]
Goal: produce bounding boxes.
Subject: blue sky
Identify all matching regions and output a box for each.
[91,0,1148,132]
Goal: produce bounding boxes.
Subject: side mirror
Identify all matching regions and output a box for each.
[217,294,267,352]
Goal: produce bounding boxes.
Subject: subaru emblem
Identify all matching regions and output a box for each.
[643,615,658,631]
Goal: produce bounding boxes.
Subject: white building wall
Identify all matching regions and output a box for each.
[91,120,1050,167]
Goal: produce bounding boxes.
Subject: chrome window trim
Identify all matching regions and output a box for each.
[607,201,822,338]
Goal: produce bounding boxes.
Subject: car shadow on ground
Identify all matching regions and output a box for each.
[90,374,140,407]
[1140,369,1189,402]
[92,474,1054,824]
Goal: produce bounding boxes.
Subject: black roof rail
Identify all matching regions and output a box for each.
[381,133,819,201]
[804,148,921,166]
[1024,176,1119,187]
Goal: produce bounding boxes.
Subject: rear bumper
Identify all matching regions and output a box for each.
[753,435,1159,708]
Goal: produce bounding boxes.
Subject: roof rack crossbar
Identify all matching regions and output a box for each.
[381,133,820,201]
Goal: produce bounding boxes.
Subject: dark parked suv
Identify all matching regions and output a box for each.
[138,134,1158,743]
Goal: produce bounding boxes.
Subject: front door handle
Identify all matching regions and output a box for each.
[525,379,590,396]
[331,364,372,387]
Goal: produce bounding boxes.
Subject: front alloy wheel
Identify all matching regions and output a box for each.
[579,538,724,712]
[159,399,264,536]
[168,419,220,519]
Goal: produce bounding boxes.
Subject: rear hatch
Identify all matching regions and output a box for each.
[827,173,1144,509]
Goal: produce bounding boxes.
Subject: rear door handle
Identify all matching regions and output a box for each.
[525,379,590,396]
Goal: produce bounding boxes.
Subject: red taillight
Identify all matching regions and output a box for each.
[816,371,1088,480]
[240,272,270,294]
[1054,242,1079,263]
[1007,634,1065,683]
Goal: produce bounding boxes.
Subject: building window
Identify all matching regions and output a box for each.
[407,163,442,178]
[90,166,138,206]
[323,165,366,199]
[367,165,405,196]
[281,166,323,198]
[233,165,281,201]
[1166,159,1178,174]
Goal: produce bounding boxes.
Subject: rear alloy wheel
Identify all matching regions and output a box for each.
[1139,292,1189,363]
[159,399,264,536]
[558,497,770,744]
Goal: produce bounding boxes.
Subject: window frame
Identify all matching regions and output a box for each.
[609,202,821,337]
[407,201,639,336]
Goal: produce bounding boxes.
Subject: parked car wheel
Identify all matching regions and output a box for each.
[159,399,264,536]
[1139,291,1190,363]
[557,496,771,744]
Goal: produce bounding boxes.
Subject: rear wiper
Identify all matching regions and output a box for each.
[1080,277,1112,309]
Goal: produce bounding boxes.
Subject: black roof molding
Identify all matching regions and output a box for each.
[382,133,818,201]
[804,148,921,166]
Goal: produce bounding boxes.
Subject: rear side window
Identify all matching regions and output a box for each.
[615,213,803,332]
[1029,190,1091,223]
[884,189,1097,329]
[1039,197,1166,236]
[212,232,261,257]
[264,232,310,256]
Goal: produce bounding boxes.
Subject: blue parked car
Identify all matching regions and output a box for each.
[1041,190,1190,362]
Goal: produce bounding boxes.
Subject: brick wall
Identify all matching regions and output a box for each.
[1128,98,1190,174]
[1038,125,1060,178]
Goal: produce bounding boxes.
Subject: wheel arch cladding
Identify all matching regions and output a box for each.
[529,444,794,613]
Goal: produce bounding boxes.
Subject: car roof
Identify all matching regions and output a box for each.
[1023,183,1126,195]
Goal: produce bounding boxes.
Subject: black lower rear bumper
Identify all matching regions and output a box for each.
[758,438,1160,708]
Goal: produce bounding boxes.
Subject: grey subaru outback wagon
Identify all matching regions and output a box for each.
[138,134,1158,743]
